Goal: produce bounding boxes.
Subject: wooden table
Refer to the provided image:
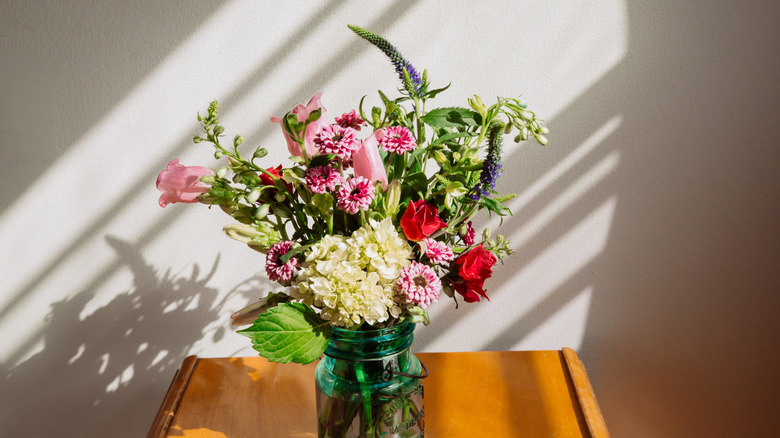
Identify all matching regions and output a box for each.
[148,349,609,437]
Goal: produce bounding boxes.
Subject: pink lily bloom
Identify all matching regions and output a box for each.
[270,92,328,158]
[156,159,214,207]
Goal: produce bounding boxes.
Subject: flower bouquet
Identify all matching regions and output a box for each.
[156,25,547,438]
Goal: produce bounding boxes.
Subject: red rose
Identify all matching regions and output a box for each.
[453,244,497,302]
[400,200,447,242]
[259,165,293,193]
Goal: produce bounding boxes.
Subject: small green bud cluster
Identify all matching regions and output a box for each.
[509,101,548,145]
[481,230,513,260]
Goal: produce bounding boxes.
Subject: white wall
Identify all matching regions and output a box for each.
[1,1,778,436]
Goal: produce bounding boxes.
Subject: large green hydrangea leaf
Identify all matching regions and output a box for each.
[237,302,332,364]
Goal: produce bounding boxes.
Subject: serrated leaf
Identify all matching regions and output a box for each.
[432,131,478,145]
[421,107,482,128]
[493,193,517,204]
[237,303,331,364]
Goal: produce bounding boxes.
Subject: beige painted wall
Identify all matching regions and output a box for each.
[1,1,778,436]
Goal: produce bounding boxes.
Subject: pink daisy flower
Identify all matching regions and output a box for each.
[463,221,476,245]
[397,262,442,309]
[423,238,455,265]
[335,110,366,131]
[265,241,299,282]
[336,176,375,214]
[314,124,361,160]
[305,166,344,194]
[378,126,416,154]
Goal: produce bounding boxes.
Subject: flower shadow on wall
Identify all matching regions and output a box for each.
[0,236,257,438]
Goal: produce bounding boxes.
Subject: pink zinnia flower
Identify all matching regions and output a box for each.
[378,126,416,154]
[314,124,361,160]
[335,110,366,131]
[305,166,344,194]
[336,176,375,214]
[397,262,442,309]
[265,241,299,282]
[463,221,476,245]
[423,238,455,265]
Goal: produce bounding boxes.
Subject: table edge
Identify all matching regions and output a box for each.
[147,355,200,438]
[561,347,611,438]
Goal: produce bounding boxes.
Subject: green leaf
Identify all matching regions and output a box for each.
[308,153,337,168]
[403,171,428,196]
[306,108,322,123]
[493,193,517,204]
[237,303,332,364]
[424,82,451,99]
[312,193,334,213]
[378,89,391,105]
[421,107,482,128]
[432,131,478,145]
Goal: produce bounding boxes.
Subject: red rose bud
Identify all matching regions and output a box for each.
[400,200,447,242]
[453,244,497,302]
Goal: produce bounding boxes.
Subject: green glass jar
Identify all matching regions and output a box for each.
[315,322,425,438]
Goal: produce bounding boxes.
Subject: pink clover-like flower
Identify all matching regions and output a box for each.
[336,176,375,214]
[335,110,366,131]
[378,126,416,154]
[314,124,361,160]
[305,166,344,194]
[265,241,299,282]
[463,221,476,246]
[423,238,455,265]
[396,262,442,309]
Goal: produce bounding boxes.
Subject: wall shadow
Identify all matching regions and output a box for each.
[0,236,259,437]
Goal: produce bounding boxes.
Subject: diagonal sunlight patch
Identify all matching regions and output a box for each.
[425,194,618,352]
[516,286,594,350]
[512,150,620,248]
[511,115,623,215]
[541,1,628,119]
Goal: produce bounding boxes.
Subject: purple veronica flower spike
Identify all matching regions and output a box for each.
[348,25,423,97]
[469,122,505,201]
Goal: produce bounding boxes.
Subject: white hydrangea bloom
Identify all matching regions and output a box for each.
[293,218,414,328]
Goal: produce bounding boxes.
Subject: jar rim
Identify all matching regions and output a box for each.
[325,321,415,360]
[331,320,413,337]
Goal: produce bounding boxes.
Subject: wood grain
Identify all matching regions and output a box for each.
[149,350,608,437]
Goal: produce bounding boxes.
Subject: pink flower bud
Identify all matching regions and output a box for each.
[353,130,388,190]
[270,92,328,158]
[156,159,214,207]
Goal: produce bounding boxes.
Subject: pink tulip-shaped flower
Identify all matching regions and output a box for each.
[270,92,328,158]
[156,159,214,207]
[353,130,388,190]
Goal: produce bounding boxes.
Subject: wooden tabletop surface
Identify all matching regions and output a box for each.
[148,349,609,438]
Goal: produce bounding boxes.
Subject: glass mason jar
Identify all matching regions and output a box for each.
[315,321,425,438]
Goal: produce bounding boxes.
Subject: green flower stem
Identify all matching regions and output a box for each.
[355,363,377,437]
[297,135,310,165]
[273,215,290,241]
